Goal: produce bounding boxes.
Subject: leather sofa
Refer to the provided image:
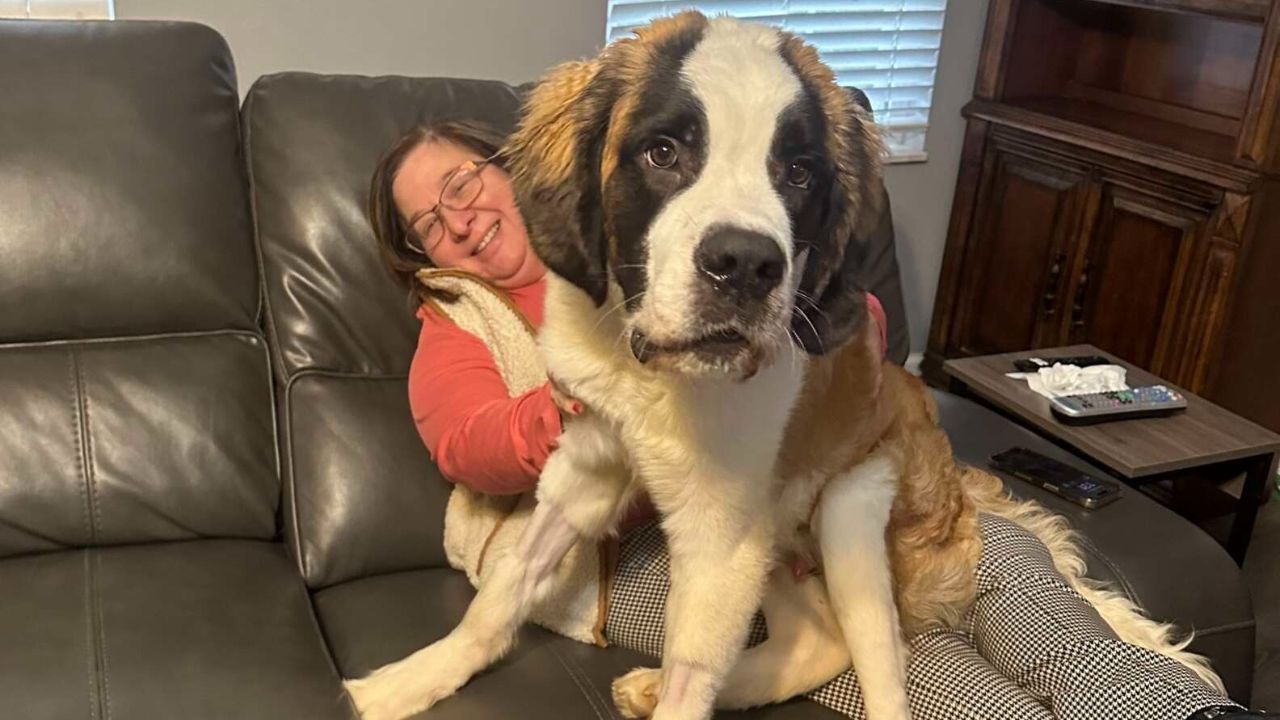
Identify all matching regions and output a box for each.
[0,19,1255,719]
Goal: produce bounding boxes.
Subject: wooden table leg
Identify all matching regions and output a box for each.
[1226,453,1277,565]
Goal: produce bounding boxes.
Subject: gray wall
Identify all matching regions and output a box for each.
[115,0,988,354]
[883,0,989,354]
[114,0,609,88]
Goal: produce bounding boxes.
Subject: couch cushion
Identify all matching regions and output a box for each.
[244,72,524,377]
[0,333,278,557]
[315,568,623,720]
[0,20,257,341]
[286,373,450,587]
[857,184,910,366]
[0,540,353,720]
[933,389,1256,703]
[243,73,526,588]
[315,567,842,719]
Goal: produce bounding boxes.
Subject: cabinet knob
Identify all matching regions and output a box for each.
[1071,263,1092,329]
[1041,253,1066,318]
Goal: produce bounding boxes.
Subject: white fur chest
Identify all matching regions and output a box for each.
[539,276,806,493]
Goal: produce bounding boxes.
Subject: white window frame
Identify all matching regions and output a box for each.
[0,0,114,19]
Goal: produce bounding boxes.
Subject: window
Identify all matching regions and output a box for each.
[605,1,949,162]
[0,0,113,19]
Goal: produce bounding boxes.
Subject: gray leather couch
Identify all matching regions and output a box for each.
[0,19,1255,719]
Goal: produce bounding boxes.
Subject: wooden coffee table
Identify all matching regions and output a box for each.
[944,344,1280,564]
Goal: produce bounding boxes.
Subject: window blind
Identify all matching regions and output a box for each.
[605,0,948,162]
[0,0,113,19]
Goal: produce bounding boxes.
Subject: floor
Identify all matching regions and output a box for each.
[1243,488,1280,710]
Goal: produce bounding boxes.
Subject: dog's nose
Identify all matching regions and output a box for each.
[695,229,785,301]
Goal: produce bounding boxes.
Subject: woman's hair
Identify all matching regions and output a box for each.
[367,119,509,306]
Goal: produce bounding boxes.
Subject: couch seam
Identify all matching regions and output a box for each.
[79,357,104,544]
[69,351,93,547]
[82,551,98,720]
[279,549,356,716]
[254,330,286,543]
[283,377,309,585]
[70,350,98,545]
[239,88,285,384]
[1077,534,1141,605]
[289,368,409,382]
[0,328,265,353]
[233,74,264,335]
[1189,619,1256,638]
[93,550,112,720]
[238,89,296,570]
[549,643,614,720]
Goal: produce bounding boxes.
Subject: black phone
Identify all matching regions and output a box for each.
[989,447,1122,510]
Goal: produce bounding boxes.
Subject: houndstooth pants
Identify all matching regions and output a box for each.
[604,514,1240,720]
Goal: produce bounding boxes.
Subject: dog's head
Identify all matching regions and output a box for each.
[506,11,885,380]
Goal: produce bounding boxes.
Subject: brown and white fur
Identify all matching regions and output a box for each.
[345,12,1222,720]
[611,307,1225,719]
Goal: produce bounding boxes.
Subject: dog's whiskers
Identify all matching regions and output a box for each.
[593,290,646,334]
[794,305,825,355]
[794,288,820,306]
[797,290,837,328]
[785,327,802,377]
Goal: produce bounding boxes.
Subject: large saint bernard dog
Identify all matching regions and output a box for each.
[346,12,1223,720]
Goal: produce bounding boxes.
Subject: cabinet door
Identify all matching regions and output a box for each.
[950,143,1089,356]
[1063,182,1209,378]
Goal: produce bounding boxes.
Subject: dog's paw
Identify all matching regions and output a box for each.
[612,666,662,718]
[344,672,423,720]
[344,644,471,720]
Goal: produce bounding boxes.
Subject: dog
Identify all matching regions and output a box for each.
[345,12,1223,720]
[609,323,1228,718]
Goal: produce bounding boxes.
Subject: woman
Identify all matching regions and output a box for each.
[367,120,1257,720]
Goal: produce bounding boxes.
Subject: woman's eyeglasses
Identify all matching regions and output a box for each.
[403,152,500,257]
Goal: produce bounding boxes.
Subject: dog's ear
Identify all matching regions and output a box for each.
[504,60,614,306]
[790,82,887,356]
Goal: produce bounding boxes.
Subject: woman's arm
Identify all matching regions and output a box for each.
[409,311,563,495]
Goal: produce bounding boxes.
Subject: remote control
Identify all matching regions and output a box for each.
[1049,384,1187,424]
[1012,355,1111,373]
[990,447,1122,509]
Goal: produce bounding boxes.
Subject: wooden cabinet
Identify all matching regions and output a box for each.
[1068,180,1210,376]
[950,143,1090,356]
[925,0,1280,434]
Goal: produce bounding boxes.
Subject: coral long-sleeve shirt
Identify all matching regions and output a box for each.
[409,279,560,495]
[408,277,889,499]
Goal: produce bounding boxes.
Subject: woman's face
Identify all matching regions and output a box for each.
[393,139,545,288]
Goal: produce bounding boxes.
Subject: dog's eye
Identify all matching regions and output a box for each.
[786,161,813,189]
[645,139,679,170]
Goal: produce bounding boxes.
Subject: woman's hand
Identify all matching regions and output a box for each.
[549,376,585,419]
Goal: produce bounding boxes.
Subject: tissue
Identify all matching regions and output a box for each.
[1007,363,1128,400]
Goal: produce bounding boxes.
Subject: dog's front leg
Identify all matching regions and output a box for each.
[816,453,911,720]
[345,417,632,720]
[647,490,775,720]
[343,500,581,720]
[613,566,850,717]
[716,566,851,708]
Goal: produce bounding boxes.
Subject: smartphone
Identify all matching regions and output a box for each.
[989,447,1122,509]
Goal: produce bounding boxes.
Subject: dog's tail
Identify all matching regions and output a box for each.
[964,468,1227,694]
